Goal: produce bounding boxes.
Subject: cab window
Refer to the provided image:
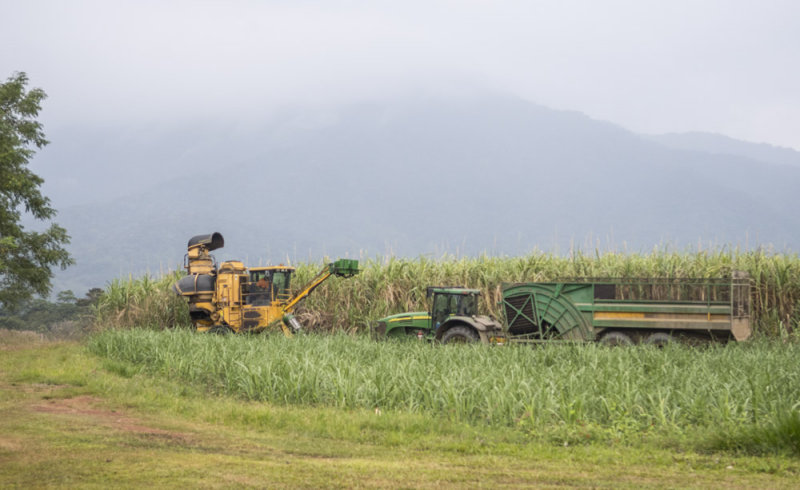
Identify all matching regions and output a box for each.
[457,294,477,316]
[432,294,453,328]
[271,271,291,299]
[247,271,270,305]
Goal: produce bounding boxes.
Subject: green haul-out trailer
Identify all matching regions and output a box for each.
[375,273,752,345]
[502,272,751,344]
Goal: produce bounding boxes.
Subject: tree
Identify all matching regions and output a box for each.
[76,287,104,308]
[56,289,77,304]
[0,72,73,311]
[0,287,103,334]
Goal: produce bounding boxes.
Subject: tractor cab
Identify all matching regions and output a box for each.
[427,287,480,332]
[247,266,296,305]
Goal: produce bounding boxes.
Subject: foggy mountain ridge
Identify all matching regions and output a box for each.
[34,94,800,295]
[645,132,800,168]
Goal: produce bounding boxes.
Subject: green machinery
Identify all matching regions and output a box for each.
[375,274,752,344]
[373,287,503,344]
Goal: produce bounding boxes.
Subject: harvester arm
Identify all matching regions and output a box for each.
[283,259,359,313]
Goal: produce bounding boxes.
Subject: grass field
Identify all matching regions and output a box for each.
[7,251,800,486]
[86,329,800,455]
[2,330,800,488]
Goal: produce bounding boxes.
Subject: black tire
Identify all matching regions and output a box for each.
[208,325,232,335]
[644,332,673,347]
[599,330,633,346]
[441,325,480,344]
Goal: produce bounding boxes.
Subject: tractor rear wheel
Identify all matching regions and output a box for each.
[599,330,633,346]
[441,326,479,344]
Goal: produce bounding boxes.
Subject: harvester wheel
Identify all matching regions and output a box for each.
[441,326,479,344]
[644,332,674,347]
[599,331,633,346]
[208,325,231,335]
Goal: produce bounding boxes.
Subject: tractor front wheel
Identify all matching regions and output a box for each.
[441,326,479,344]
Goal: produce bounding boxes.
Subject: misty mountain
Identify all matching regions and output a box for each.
[645,132,800,168]
[37,94,800,295]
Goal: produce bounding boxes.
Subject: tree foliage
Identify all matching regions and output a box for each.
[0,72,73,310]
[0,287,103,335]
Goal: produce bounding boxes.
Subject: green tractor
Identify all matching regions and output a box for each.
[373,287,504,344]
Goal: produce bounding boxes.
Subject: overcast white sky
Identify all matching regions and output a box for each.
[2,0,799,149]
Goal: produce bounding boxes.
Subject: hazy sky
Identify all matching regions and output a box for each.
[2,0,799,149]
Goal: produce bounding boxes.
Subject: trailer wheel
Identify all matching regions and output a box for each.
[441,326,479,344]
[644,332,674,347]
[599,331,633,346]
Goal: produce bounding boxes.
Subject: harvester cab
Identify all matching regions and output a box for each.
[247,266,294,306]
[173,232,359,336]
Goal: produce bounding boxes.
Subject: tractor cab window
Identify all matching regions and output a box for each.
[432,292,478,328]
[457,294,478,316]
[432,294,452,329]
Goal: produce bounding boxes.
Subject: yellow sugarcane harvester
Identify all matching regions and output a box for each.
[173,232,359,335]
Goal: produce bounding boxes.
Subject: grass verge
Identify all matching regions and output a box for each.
[1,330,799,487]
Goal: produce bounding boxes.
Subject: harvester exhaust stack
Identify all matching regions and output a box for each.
[174,232,224,304]
[185,232,224,275]
[188,232,224,251]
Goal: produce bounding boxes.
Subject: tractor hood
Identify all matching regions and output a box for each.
[374,311,431,338]
[377,311,429,323]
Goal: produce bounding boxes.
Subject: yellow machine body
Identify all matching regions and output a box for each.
[173,232,358,336]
